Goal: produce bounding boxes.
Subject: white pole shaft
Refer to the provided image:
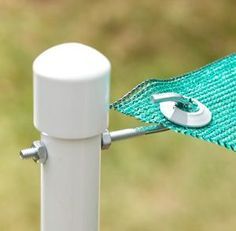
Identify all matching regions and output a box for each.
[41,134,101,231]
[33,43,110,231]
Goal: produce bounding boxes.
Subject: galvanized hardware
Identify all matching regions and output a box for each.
[102,125,169,150]
[101,129,112,150]
[20,140,48,164]
[152,92,212,128]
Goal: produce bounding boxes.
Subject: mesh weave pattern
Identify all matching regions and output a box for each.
[111,54,236,151]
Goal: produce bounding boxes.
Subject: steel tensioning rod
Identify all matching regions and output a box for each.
[110,125,169,141]
[102,125,169,149]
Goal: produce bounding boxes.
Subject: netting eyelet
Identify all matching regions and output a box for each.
[152,92,212,128]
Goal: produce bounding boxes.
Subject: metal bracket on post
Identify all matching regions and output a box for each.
[20,125,168,162]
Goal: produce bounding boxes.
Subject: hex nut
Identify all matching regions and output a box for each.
[101,130,111,150]
[32,141,48,164]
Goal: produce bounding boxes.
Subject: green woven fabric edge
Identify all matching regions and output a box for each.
[111,53,236,151]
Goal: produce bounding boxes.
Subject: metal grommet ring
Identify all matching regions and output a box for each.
[152,93,212,128]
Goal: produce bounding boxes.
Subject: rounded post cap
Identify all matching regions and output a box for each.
[33,43,110,139]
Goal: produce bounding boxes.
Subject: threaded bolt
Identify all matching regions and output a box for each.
[20,141,48,164]
[20,147,39,160]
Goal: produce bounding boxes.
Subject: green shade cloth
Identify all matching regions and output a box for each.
[111,53,236,151]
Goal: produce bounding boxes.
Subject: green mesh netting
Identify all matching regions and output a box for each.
[111,53,236,151]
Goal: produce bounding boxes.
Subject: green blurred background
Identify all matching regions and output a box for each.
[0,0,235,230]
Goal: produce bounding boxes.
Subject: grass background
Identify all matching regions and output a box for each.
[0,0,235,230]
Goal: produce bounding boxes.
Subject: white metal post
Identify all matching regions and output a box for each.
[33,43,110,231]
